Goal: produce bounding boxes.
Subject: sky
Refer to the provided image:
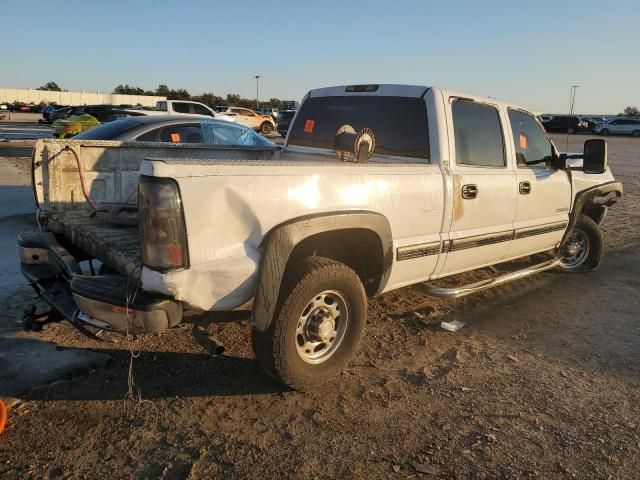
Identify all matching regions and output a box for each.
[2,0,639,113]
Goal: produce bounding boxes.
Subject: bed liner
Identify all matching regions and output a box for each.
[48,209,141,277]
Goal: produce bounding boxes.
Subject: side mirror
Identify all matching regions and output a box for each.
[550,152,567,169]
[583,139,608,174]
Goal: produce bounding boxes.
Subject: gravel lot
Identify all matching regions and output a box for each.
[0,134,638,479]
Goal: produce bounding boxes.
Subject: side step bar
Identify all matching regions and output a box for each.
[419,257,561,299]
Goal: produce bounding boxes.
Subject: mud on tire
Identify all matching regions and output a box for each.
[252,256,367,390]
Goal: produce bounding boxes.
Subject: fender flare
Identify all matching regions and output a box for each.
[562,180,623,245]
[252,211,393,332]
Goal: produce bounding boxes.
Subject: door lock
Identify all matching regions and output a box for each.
[461,184,478,199]
[519,181,532,195]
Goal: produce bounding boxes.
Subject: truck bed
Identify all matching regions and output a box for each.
[49,209,141,276]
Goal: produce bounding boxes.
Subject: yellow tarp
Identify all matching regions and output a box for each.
[53,114,100,138]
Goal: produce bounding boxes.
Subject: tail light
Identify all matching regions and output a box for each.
[138,176,188,269]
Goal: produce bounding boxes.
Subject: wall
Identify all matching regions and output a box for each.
[0,88,165,107]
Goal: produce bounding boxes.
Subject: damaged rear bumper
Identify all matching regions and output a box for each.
[18,231,182,334]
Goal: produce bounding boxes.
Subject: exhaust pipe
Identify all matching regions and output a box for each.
[192,322,225,355]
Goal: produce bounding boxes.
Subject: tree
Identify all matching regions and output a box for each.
[37,81,62,91]
[226,93,241,106]
[155,84,171,97]
[622,106,640,117]
[113,84,146,95]
[269,98,282,108]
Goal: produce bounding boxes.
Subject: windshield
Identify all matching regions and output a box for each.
[74,118,144,139]
[288,96,429,159]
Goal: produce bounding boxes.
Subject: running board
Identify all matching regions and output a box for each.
[419,257,561,299]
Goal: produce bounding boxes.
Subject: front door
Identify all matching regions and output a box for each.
[505,109,571,258]
[439,98,517,276]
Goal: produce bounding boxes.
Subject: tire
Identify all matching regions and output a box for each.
[567,127,575,134]
[558,214,604,272]
[632,130,640,137]
[601,128,609,136]
[260,122,273,135]
[252,256,367,390]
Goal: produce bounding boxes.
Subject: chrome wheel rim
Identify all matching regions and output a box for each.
[295,290,349,364]
[560,229,590,268]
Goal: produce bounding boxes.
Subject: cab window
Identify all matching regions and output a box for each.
[452,100,506,167]
[172,103,191,114]
[508,110,553,167]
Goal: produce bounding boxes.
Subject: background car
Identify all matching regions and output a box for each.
[48,106,75,123]
[224,107,276,134]
[541,115,586,134]
[276,110,296,137]
[593,118,640,137]
[74,115,278,147]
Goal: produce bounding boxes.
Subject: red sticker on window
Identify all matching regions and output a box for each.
[170,133,181,142]
[304,119,315,133]
[519,134,528,149]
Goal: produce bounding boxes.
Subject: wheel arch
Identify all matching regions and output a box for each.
[562,181,623,245]
[252,211,393,332]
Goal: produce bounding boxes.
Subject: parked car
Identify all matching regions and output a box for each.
[593,118,640,137]
[154,100,236,122]
[276,109,296,137]
[541,115,587,134]
[41,104,61,122]
[257,107,279,120]
[74,115,276,147]
[225,106,276,134]
[19,83,622,390]
[48,106,75,123]
[70,105,147,123]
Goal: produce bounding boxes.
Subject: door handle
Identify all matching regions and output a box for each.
[519,181,532,195]
[461,184,478,199]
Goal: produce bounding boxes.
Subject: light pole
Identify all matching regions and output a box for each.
[255,75,261,109]
[569,84,580,115]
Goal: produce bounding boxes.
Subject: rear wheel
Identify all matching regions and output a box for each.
[632,130,640,137]
[252,256,367,390]
[558,214,604,272]
[260,122,273,135]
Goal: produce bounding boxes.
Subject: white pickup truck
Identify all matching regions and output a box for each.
[19,84,622,389]
[153,100,236,122]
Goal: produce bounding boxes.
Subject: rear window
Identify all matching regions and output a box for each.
[288,96,429,160]
[74,118,143,140]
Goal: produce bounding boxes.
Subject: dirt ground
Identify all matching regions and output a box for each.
[0,134,639,479]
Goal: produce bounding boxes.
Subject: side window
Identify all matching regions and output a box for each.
[452,100,505,167]
[508,110,553,168]
[173,103,191,114]
[156,102,167,112]
[193,104,213,116]
[136,124,202,143]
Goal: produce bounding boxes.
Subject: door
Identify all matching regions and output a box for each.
[506,109,571,258]
[440,99,517,276]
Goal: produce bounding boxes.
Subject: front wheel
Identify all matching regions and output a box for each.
[252,256,367,390]
[632,130,640,137]
[260,122,273,135]
[567,127,575,134]
[600,128,610,136]
[558,214,604,272]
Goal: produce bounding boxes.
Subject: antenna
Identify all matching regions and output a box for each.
[566,85,580,151]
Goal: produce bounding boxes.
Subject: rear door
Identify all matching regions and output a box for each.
[506,109,571,258]
[439,98,517,275]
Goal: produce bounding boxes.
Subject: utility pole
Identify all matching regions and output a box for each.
[255,75,261,109]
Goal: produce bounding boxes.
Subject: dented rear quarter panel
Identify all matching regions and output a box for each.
[139,158,446,310]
